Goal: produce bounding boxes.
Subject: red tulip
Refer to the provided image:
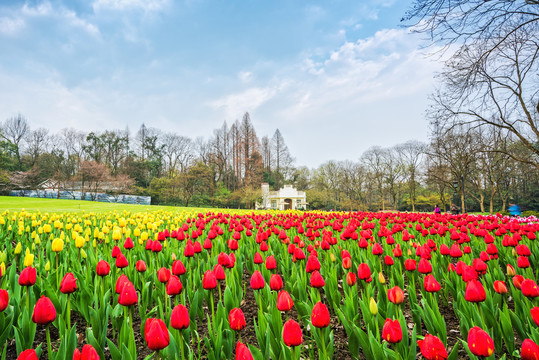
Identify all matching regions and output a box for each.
[387,286,404,305]
[493,280,508,294]
[310,270,325,288]
[172,260,186,275]
[123,237,134,250]
[404,259,416,271]
[229,308,246,331]
[166,275,183,296]
[19,267,36,287]
[111,246,121,258]
[424,274,441,293]
[531,307,539,327]
[74,344,99,360]
[265,255,277,270]
[157,268,171,283]
[60,273,77,294]
[417,259,433,274]
[382,318,402,343]
[253,252,263,265]
[32,295,56,324]
[144,318,169,351]
[342,257,352,269]
[521,279,539,298]
[467,326,494,358]
[357,263,372,282]
[170,304,190,330]
[0,289,8,312]
[514,275,525,289]
[17,349,38,360]
[311,302,330,328]
[270,274,283,291]
[118,281,138,306]
[96,260,110,276]
[277,290,294,312]
[283,319,303,347]
[465,280,486,303]
[115,274,130,294]
[136,260,147,273]
[417,334,448,360]
[213,264,226,281]
[521,339,539,360]
[236,341,254,360]
[518,256,531,269]
[250,270,265,290]
[306,255,321,273]
[346,272,356,286]
[203,270,217,290]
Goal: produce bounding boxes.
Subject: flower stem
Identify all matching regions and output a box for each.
[66,294,71,330]
[46,324,52,360]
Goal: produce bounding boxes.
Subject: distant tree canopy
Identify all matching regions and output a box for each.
[2,110,537,212]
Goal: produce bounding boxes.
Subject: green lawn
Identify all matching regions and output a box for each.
[0,196,191,214]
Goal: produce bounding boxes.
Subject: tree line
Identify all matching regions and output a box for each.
[0,111,537,212]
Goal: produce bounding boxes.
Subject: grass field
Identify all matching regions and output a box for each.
[0,196,191,213]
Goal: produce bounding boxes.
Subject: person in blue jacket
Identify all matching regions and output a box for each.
[508,204,521,216]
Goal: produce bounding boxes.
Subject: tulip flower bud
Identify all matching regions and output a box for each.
[378,272,385,284]
[369,297,378,315]
[44,261,50,272]
[14,242,22,255]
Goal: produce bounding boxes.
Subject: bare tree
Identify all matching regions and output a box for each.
[25,128,49,167]
[271,129,294,189]
[405,0,539,166]
[361,147,387,210]
[395,140,426,211]
[1,114,30,169]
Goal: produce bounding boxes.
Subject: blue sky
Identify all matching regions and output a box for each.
[0,0,442,167]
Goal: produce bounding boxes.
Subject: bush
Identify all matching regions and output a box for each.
[522,210,539,217]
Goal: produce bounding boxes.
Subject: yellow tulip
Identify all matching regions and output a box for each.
[119,218,127,228]
[378,272,386,284]
[0,262,5,276]
[369,297,378,316]
[35,235,41,245]
[134,228,141,237]
[45,261,50,272]
[330,253,336,262]
[75,236,85,248]
[112,228,122,241]
[60,231,65,240]
[43,224,51,233]
[141,232,148,241]
[51,238,64,252]
[24,253,34,267]
[14,242,22,255]
[80,249,87,259]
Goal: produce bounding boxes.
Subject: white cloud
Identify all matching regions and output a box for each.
[92,0,170,12]
[21,2,53,17]
[0,17,25,35]
[209,86,283,120]
[62,9,99,36]
[15,2,100,36]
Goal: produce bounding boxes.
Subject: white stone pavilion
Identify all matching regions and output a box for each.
[256,183,307,210]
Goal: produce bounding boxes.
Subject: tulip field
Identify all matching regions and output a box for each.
[1,203,539,360]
